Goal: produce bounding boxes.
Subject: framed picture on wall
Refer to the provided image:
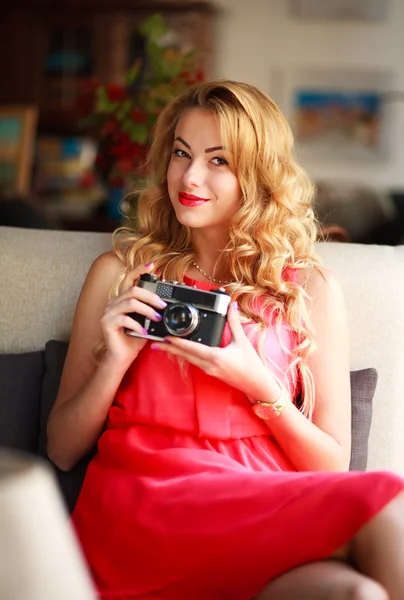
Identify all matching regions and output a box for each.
[0,106,38,196]
[270,67,393,162]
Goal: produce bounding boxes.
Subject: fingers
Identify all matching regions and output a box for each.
[104,262,166,334]
[111,285,167,312]
[109,262,166,323]
[100,309,149,338]
[226,302,245,343]
[109,297,164,323]
[121,262,154,292]
[109,314,149,336]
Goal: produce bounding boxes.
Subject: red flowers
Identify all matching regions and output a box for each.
[130,109,147,124]
[106,84,127,102]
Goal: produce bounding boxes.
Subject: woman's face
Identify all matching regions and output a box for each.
[167,108,242,232]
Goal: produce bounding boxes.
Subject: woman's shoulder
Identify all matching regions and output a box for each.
[297,264,339,290]
[297,265,346,314]
[82,251,125,293]
[91,250,124,271]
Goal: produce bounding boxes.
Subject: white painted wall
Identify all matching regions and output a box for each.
[211,0,404,189]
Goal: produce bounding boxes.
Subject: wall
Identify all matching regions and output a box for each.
[212,0,404,189]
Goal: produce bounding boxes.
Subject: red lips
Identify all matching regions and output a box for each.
[178,192,210,207]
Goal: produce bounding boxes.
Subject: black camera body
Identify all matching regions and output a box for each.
[126,273,231,347]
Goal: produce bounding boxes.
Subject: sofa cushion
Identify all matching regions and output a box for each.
[0,351,44,452]
[349,368,377,471]
[0,350,44,452]
[38,340,69,457]
[39,340,96,513]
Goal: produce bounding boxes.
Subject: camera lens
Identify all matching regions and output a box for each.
[163,303,199,337]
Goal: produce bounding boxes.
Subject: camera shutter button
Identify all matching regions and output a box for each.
[169,280,178,284]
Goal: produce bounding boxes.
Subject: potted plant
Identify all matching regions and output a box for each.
[77,13,204,219]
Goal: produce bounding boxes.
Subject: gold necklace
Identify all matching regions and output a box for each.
[192,262,233,285]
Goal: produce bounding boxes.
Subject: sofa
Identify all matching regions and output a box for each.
[1,225,404,515]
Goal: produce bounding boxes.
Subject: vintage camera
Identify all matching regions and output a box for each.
[126,273,231,347]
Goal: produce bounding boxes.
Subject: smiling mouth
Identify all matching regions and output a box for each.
[178,192,210,207]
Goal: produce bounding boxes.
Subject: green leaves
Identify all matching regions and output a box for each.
[96,87,117,114]
[138,13,168,41]
[127,122,149,144]
[125,62,141,85]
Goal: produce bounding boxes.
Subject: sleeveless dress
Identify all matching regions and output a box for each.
[72,274,404,600]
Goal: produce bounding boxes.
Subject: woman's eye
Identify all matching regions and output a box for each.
[172,148,190,159]
[211,157,228,166]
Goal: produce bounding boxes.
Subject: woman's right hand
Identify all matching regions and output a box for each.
[100,262,167,372]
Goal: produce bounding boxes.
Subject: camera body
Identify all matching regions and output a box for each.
[126,273,231,347]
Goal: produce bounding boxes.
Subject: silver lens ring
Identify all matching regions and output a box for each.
[163,303,200,337]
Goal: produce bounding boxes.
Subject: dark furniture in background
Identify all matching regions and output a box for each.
[0,197,52,229]
[315,181,404,245]
[0,1,215,136]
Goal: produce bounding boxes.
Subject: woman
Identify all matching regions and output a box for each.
[47,80,404,600]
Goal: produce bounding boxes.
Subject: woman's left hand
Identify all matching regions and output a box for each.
[150,302,280,401]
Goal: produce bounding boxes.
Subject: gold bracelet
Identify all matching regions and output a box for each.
[251,388,286,421]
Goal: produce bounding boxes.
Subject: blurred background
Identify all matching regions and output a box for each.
[1,0,404,244]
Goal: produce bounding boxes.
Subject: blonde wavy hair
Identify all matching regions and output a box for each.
[110,79,321,418]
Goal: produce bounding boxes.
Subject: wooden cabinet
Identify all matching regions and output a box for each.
[1,1,215,134]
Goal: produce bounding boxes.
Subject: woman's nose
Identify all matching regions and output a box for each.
[182,160,206,188]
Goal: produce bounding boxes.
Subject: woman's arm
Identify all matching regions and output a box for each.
[47,254,159,471]
[47,252,127,471]
[256,268,352,472]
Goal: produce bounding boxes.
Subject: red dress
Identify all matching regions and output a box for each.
[72,275,404,600]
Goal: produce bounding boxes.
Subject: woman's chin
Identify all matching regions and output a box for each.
[172,204,230,231]
[173,209,210,229]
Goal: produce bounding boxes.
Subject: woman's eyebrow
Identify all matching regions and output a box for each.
[174,136,191,150]
[205,146,224,153]
[174,136,224,154]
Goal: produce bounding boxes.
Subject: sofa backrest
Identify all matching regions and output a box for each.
[1,226,404,474]
[0,227,112,353]
[318,241,404,476]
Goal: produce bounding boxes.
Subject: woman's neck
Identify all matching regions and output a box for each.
[190,228,231,282]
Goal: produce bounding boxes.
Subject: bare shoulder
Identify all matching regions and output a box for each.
[84,250,124,289]
[297,265,345,312]
[72,250,125,321]
[297,265,350,370]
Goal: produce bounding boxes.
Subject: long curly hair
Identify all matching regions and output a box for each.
[110,80,321,418]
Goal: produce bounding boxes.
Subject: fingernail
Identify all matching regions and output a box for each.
[233,301,238,311]
[154,313,163,321]
[158,300,167,309]
[141,327,148,335]
[145,262,153,267]
[151,343,161,350]
[163,338,172,344]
